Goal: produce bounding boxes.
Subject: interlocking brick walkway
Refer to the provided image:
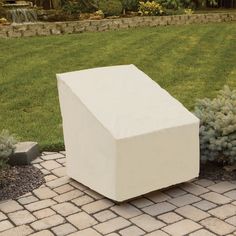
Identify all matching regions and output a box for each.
[0,152,236,236]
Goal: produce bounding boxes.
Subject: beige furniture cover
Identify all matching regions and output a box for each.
[57,65,200,202]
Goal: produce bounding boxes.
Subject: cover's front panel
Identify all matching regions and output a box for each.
[116,123,199,201]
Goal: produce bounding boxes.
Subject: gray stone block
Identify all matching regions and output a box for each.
[9,142,40,165]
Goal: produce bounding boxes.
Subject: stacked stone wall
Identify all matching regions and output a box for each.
[0,13,236,38]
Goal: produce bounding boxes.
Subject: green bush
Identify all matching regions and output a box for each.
[0,130,17,170]
[99,0,123,16]
[156,0,181,10]
[62,1,81,15]
[164,8,184,15]
[121,0,139,11]
[180,0,196,9]
[77,0,99,13]
[184,8,194,14]
[0,6,7,19]
[155,0,194,11]
[138,1,164,16]
[195,86,236,164]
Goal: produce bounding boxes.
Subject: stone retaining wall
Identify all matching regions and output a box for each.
[0,13,236,38]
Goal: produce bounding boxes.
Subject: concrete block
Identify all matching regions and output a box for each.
[9,142,40,165]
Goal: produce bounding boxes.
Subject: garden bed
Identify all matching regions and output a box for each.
[200,163,236,181]
[0,165,45,201]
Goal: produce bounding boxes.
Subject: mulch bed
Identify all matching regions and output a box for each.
[0,165,45,201]
[200,162,236,181]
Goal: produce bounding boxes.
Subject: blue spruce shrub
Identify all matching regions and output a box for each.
[194,86,236,164]
[0,130,17,169]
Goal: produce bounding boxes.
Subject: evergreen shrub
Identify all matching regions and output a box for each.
[195,86,236,164]
[0,130,17,170]
[99,0,123,16]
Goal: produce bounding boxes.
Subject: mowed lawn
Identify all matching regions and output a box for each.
[0,22,236,150]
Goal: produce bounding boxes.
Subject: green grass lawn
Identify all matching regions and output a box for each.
[0,22,236,151]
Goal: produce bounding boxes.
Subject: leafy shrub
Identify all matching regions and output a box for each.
[121,0,139,11]
[156,0,181,10]
[0,17,8,24]
[61,0,98,13]
[195,86,236,164]
[0,5,7,20]
[184,8,193,14]
[95,9,105,18]
[155,0,194,11]
[99,0,123,16]
[197,0,218,7]
[180,0,195,9]
[0,130,17,170]
[78,0,99,12]
[164,8,184,15]
[139,1,164,16]
[62,1,81,15]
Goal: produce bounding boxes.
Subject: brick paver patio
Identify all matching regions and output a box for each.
[0,152,236,236]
